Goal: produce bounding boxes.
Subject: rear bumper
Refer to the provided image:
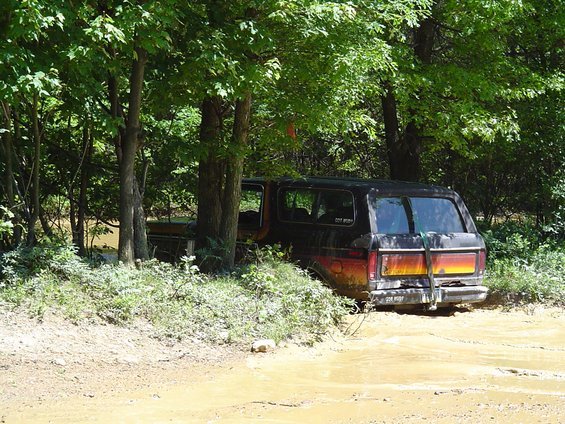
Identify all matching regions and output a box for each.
[370,285,488,306]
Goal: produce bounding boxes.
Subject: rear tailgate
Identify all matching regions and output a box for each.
[370,233,487,306]
[367,192,487,306]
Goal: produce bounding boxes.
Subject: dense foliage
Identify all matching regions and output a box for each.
[0,0,562,261]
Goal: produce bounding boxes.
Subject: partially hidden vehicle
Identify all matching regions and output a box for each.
[148,177,488,309]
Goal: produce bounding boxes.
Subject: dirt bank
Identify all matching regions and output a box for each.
[0,309,244,415]
[1,305,564,423]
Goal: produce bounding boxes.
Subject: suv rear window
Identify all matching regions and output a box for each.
[410,197,466,233]
[373,196,465,234]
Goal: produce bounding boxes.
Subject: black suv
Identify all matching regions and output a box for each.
[238,177,487,309]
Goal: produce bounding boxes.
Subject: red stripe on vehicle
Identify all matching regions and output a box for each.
[381,253,476,277]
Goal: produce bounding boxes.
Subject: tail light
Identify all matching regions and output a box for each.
[368,251,377,280]
[478,250,486,275]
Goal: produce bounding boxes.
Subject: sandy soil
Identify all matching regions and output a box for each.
[0,309,244,413]
[1,305,564,423]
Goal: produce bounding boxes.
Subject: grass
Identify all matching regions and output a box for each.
[0,244,352,344]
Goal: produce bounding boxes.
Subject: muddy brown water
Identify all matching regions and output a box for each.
[4,307,565,423]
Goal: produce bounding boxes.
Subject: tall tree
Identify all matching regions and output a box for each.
[191,0,363,268]
[382,15,436,181]
[81,0,185,263]
[118,41,148,263]
[376,0,559,183]
[0,0,64,245]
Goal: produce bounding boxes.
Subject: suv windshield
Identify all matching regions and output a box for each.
[373,196,465,234]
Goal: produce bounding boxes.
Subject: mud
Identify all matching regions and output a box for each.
[2,307,564,423]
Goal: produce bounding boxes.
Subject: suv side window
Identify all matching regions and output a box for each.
[278,188,355,226]
[279,188,316,223]
[316,190,355,226]
[238,184,263,229]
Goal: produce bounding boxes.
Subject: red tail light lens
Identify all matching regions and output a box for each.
[478,250,486,275]
[368,251,377,280]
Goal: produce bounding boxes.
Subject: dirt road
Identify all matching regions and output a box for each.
[2,306,564,423]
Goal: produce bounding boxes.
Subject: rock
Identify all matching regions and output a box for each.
[218,331,230,342]
[251,339,276,353]
[53,358,66,367]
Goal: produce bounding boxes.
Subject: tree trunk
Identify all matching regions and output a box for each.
[38,206,53,238]
[381,85,403,180]
[1,102,14,209]
[68,115,77,249]
[133,150,149,259]
[133,177,149,260]
[76,123,93,256]
[26,93,41,245]
[220,93,252,268]
[69,186,77,246]
[118,43,147,265]
[11,105,25,243]
[108,73,123,163]
[413,16,435,62]
[1,101,20,246]
[381,15,436,182]
[196,96,224,249]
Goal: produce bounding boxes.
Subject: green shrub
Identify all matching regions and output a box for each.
[481,220,544,261]
[480,220,565,305]
[0,243,85,283]
[485,246,565,305]
[545,171,565,240]
[0,206,14,238]
[236,259,351,342]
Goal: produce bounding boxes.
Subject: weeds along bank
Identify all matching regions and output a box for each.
[0,245,351,344]
[482,221,565,306]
